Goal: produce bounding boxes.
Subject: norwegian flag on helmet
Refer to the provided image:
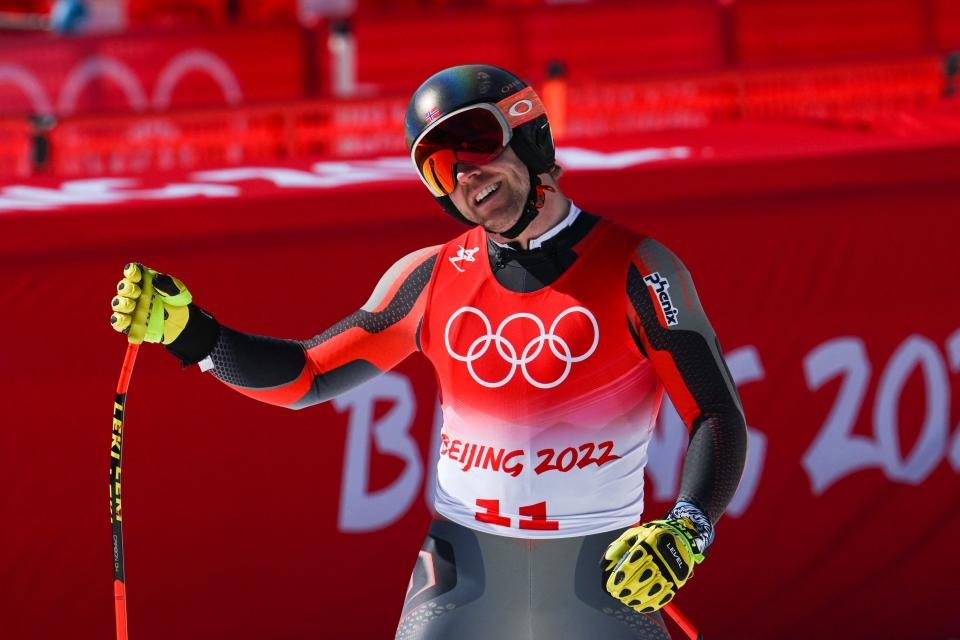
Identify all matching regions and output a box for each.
[425,106,441,123]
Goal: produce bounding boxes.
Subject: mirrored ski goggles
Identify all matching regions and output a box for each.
[411,86,546,197]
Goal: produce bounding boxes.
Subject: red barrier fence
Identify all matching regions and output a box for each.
[42,97,409,177]
[560,57,946,138]
[30,58,950,178]
[0,129,958,640]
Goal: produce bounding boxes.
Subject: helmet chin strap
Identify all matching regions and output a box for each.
[490,168,554,240]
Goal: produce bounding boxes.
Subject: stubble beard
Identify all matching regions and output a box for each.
[474,173,530,235]
[484,190,526,234]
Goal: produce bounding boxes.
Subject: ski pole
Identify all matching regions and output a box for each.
[110,342,139,640]
[663,601,702,640]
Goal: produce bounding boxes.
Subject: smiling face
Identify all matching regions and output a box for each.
[448,145,531,235]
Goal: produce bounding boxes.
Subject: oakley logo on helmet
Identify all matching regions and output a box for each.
[643,272,680,326]
[450,245,479,273]
[444,306,599,389]
[495,86,545,128]
[508,100,534,117]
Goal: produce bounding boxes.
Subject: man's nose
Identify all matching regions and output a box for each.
[456,162,482,185]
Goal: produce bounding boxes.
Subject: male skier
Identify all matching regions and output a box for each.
[109,64,747,639]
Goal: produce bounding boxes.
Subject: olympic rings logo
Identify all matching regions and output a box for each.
[444,306,599,389]
[0,49,243,116]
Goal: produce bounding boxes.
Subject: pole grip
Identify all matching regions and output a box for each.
[116,343,139,394]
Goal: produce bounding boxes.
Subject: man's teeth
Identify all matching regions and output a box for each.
[475,183,500,204]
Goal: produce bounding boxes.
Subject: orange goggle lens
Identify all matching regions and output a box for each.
[420,149,458,196]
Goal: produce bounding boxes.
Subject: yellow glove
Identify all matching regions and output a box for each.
[602,515,706,613]
[109,263,192,345]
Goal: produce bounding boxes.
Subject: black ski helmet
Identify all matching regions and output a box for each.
[405,64,556,235]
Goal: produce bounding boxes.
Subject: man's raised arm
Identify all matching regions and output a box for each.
[109,247,440,410]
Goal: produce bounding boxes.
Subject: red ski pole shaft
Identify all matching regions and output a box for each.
[111,342,139,640]
[663,602,703,640]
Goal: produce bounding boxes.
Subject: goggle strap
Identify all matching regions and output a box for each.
[495,86,546,129]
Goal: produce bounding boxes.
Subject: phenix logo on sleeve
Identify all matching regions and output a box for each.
[643,272,680,326]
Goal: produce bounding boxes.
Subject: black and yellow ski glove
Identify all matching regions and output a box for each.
[109,263,192,345]
[602,503,713,613]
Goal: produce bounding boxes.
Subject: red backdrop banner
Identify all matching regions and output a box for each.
[0,132,958,639]
[0,26,305,117]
